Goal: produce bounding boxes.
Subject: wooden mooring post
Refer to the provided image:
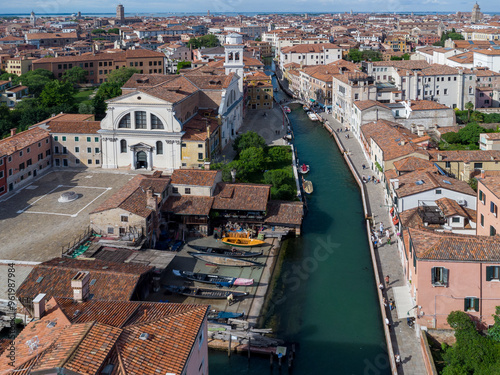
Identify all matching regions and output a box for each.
[228,334,232,357]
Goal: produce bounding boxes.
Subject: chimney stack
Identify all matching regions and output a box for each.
[71,271,90,303]
[33,293,47,320]
[146,188,156,209]
[390,179,400,190]
[480,169,485,179]
[10,128,16,137]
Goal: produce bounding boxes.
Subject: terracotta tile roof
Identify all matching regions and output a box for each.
[32,113,95,127]
[393,156,436,173]
[475,48,500,56]
[92,174,170,217]
[479,176,500,200]
[371,60,430,70]
[0,339,11,356]
[429,150,500,163]
[400,207,426,229]
[435,197,474,219]
[212,183,270,212]
[170,169,219,186]
[46,121,101,134]
[409,100,450,111]
[393,170,475,198]
[354,100,390,111]
[0,127,49,156]
[16,257,153,304]
[408,227,500,261]
[447,51,474,64]
[361,119,429,161]
[163,195,214,216]
[265,201,304,226]
[26,32,78,40]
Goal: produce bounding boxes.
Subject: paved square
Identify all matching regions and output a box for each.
[0,170,137,262]
[19,185,110,217]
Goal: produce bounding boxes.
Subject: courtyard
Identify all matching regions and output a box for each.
[0,169,136,262]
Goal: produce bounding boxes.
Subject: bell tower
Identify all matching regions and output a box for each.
[224,33,244,93]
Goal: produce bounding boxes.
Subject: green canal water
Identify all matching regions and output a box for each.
[208,71,389,375]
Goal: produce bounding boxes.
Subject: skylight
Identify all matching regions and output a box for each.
[443,179,452,185]
[36,276,44,283]
[415,180,425,185]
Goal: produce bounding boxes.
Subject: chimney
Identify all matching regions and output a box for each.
[10,128,16,137]
[480,169,485,179]
[146,188,156,209]
[390,179,400,190]
[33,293,47,320]
[71,271,90,303]
[437,153,442,161]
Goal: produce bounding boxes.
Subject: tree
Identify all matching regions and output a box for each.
[62,66,88,85]
[442,311,500,375]
[268,146,290,163]
[78,102,95,114]
[465,101,474,122]
[176,61,191,73]
[237,147,266,178]
[107,28,120,34]
[187,34,220,49]
[0,72,20,85]
[346,49,363,62]
[19,69,55,96]
[91,29,105,34]
[107,67,140,86]
[39,80,76,108]
[264,169,291,188]
[233,131,266,155]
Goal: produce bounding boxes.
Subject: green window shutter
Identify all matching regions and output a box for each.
[486,266,493,281]
[443,268,449,286]
[431,267,435,284]
[464,298,469,311]
[474,298,479,312]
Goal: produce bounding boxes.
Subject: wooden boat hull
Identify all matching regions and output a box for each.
[189,244,262,257]
[164,285,249,299]
[302,178,313,194]
[188,252,264,267]
[221,237,266,248]
[172,269,254,286]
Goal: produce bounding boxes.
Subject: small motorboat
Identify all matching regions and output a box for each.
[221,237,266,248]
[302,176,313,194]
[208,310,244,321]
[163,285,249,299]
[298,163,310,174]
[283,106,291,113]
[307,111,319,121]
[303,105,310,111]
[188,252,265,267]
[273,87,278,92]
[172,269,254,287]
[189,244,262,258]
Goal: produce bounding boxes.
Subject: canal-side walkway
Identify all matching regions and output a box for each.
[320,112,427,375]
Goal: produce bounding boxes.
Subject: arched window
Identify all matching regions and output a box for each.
[118,113,131,128]
[156,141,163,155]
[151,114,164,129]
[120,139,127,153]
[135,111,147,129]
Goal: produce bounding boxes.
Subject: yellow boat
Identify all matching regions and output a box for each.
[221,237,265,247]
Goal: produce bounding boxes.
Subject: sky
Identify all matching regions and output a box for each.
[1,0,498,15]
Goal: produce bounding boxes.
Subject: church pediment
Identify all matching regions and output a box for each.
[129,142,154,151]
[107,90,173,106]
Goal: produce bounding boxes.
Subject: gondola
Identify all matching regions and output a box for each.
[163,285,249,299]
[189,244,262,258]
[208,310,244,321]
[172,269,254,286]
[188,252,265,267]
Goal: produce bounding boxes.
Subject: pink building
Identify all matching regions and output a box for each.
[403,227,500,329]
[0,127,51,196]
[477,176,500,236]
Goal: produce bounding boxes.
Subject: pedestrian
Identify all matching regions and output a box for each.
[379,283,384,291]
[395,354,401,365]
[372,176,376,184]
[383,298,388,307]
[362,164,366,170]
[227,293,235,305]
[386,229,391,245]
[390,298,396,311]
[385,275,390,286]
[385,317,391,328]
[379,223,384,236]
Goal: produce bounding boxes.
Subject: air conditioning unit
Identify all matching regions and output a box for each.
[457,199,466,206]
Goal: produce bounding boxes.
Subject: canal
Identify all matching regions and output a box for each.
[209,68,390,374]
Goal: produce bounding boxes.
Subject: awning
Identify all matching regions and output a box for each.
[392,285,417,319]
[309,98,315,102]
